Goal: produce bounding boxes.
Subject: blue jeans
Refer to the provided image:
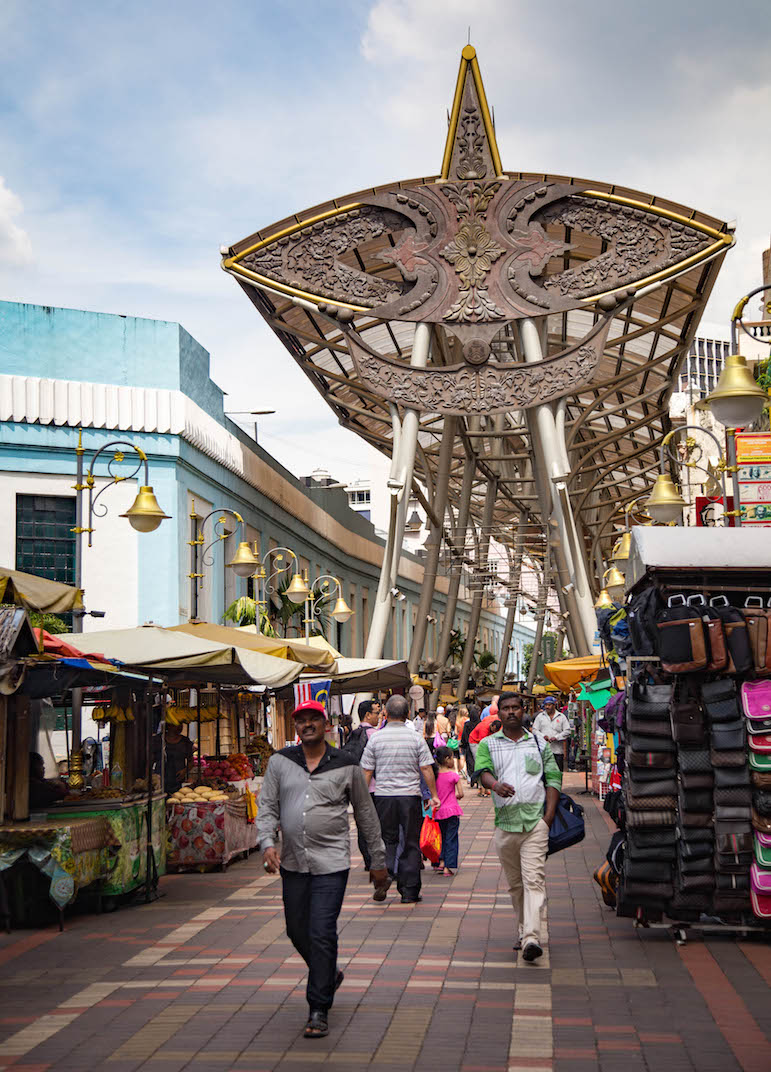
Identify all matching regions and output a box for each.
[280,868,349,1012]
[438,815,460,869]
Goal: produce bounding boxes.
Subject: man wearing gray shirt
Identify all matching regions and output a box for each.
[259,700,388,1039]
[361,695,439,903]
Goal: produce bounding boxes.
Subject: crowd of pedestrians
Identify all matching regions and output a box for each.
[257,688,576,1037]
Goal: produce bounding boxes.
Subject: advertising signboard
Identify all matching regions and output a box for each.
[736,432,771,527]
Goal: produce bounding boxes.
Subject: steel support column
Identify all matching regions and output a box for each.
[494,518,525,691]
[527,548,551,693]
[455,478,497,704]
[430,450,475,706]
[408,416,456,673]
[365,323,431,658]
[519,319,595,655]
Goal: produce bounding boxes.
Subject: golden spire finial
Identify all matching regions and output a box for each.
[441,46,503,181]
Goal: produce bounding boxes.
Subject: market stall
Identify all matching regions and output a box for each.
[609,527,771,934]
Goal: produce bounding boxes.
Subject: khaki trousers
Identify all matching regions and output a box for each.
[494,819,549,946]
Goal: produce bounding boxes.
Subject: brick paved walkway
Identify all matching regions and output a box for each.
[0,776,770,1072]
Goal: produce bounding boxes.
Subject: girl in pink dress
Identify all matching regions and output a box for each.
[434,746,465,875]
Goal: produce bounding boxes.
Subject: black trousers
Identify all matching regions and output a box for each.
[280,868,349,1012]
[553,754,565,772]
[374,794,423,900]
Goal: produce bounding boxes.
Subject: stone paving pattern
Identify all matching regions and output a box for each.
[0,774,769,1072]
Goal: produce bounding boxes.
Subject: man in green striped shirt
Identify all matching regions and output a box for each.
[475,692,562,962]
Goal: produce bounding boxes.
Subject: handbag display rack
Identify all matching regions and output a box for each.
[612,578,771,940]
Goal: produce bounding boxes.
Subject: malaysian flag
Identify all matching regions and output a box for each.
[293,680,332,709]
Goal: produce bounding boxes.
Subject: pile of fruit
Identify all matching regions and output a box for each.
[200,752,254,782]
[167,785,229,805]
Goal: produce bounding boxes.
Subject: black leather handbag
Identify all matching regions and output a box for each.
[679,855,713,874]
[753,790,771,816]
[700,678,740,721]
[709,596,753,675]
[627,714,672,738]
[629,734,675,753]
[680,771,714,790]
[627,750,675,769]
[714,786,752,807]
[710,721,746,751]
[715,804,752,821]
[670,701,706,745]
[711,748,747,768]
[715,830,753,854]
[677,787,712,813]
[627,774,677,797]
[679,839,713,859]
[714,766,750,788]
[627,680,673,719]
[678,749,711,773]
[656,596,708,674]
[627,828,676,848]
[715,850,753,872]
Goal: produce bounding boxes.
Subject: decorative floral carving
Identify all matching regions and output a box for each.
[456,103,487,180]
[441,220,504,289]
[532,198,710,298]
[440,180,500,219]
[348,334,605,414]
[242,206,410,306]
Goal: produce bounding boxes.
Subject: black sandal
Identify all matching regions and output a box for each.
[304,1010,329,1038]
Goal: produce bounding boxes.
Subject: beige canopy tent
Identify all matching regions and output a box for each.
[60,625,303,689]
[276,632,410,693]
[0,567,84,615]
[175,622,336,672]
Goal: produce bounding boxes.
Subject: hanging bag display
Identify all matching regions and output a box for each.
[750,861,771,895]
[655,595,708,674]
[710,720,746,751]
[670,681,706,745]
[748,733,771,754]
[709,596,753,675]
[742,597,768,675]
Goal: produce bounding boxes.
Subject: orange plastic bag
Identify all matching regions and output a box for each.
[420,814,442,864]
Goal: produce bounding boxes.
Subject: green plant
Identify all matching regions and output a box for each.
[474,649,497,686]
[29,612,68,634]
[222,597,276,636]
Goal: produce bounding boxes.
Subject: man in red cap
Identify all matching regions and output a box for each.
[258,700,389,1040]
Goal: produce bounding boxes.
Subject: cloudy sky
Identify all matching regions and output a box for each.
[1,0,769,478]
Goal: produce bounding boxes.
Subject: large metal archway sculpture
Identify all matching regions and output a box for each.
[222,45,733,671]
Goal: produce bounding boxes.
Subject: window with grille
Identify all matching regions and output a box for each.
[16,494,76,584]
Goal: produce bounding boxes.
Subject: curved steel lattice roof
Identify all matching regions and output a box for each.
[222,46,732,590]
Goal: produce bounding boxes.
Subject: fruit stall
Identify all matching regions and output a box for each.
[166,753,262,871]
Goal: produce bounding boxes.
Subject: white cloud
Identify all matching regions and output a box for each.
[0,176,32,265]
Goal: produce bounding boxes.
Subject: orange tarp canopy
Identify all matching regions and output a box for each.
[543,655,602,692]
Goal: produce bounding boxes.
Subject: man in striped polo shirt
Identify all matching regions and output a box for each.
[361,695,440,903]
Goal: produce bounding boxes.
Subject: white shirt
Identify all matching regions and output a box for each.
[531,711,572,755]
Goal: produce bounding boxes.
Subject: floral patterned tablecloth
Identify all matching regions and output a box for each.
[167,797,257,870]
[48,798,167,897]
[0,817,119,909]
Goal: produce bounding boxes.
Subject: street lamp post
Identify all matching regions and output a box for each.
[187,504,259,621]
[70,429,170,785]
[695,283,770,526]
[645,425,731,526]
[303,575,353,642]
[251,547,310,634]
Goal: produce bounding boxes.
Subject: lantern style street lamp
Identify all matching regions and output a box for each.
[303,575,354,641]
[187,504,259,621]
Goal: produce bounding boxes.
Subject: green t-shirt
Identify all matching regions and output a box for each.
[474,730,562,833]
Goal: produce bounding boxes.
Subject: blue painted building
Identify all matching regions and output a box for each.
[0,300,533,674]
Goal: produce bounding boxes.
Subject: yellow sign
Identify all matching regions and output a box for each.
[736,432,771,464]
